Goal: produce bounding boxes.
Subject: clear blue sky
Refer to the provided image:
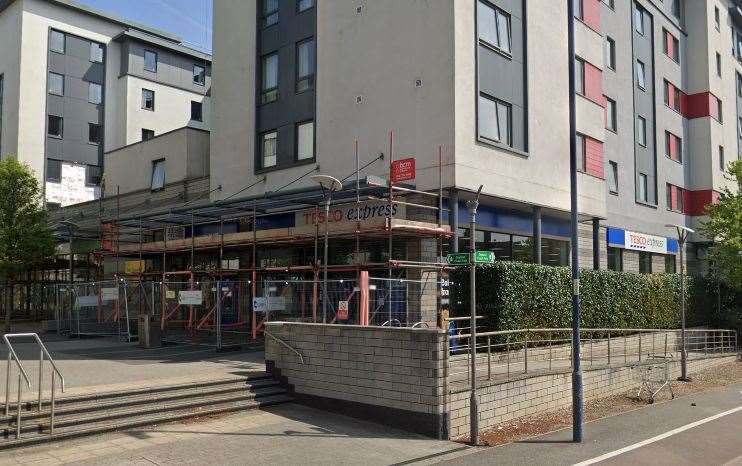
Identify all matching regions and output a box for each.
[75,0,213,53]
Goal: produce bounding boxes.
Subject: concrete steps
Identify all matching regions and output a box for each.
[0,373,291,450]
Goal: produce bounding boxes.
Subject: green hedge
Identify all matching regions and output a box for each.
[450,262,709,331]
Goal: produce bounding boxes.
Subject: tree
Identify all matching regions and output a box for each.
[0,158,56,332]
[701,160,742,290]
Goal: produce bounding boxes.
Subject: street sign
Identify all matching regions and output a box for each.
[474,251,495,264]
[447,253,470,266]
[391,158,416,182]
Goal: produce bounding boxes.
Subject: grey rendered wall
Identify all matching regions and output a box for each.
[122,39,211,95]
[476,0,527,152]
[46,29,105,167]
[255,1,316,172]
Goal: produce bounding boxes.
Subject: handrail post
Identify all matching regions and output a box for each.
[506,335,510,378]
[624,334,627,364]
[638,333,642,362]
[16,373,22,439]
[38,349,43,412]
[664,333,668,358]
[487,336,491,380]
[5,351,10,416]
[523,332,528,374]
[50,372,56,435]
[548,332,552,371]
[607,332,611,367]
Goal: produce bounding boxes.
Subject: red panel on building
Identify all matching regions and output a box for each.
[683,190,720,216]
[683,92,720,120]
[584,137,604,179]
[581,0,601,31]
[584,61,604,107]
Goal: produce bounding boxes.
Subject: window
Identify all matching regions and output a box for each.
[606,97,617,131]
[665,131,682,163]
[144,50,157,72]
[297,121,314,160]
[573,0,583,19]
[478,93,512,146]
[151,159,166,190]
[261,53,278,103]
[477,1,512,54]
[716,97,723,122]
[86,165,102,186]
[261,131,278,168]
[607,247,623,271]
[142,129,155,141]
[663,80,682,112]
[88,123,101,145]
[48,72,64,96]
[738,73,742,97]
[49,30,65,53]
[635,6,645,35]
[602,0,614,9]
[90,42,103,63]
[605,36,616,70]
[636,116,647,146]
[576,133,586,171]
[48,115,63,138]
[191,101,203,122]
[193,64,206,85]
[636,60,646,90]
[88,82,102,104]
[46,159,61,182]
[142,89,155,111]
[638,172,648,202]
[739,117,742,139]
[608,160,618,194]
[716,52,722,77]
[575,58,585,95]
[298,0,314,12]
[671,0,681,19]
[639,252,652,274]
[719,145,725,170]
[663,29,680,62]
[666,183,684,212]
[296,38,316,92]
[263,0,279,27]
[665,255,676,274]
[714,6,720,31]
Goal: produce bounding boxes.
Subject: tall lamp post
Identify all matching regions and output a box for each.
[467,185,483,446]
[567,0,584,443]
[59,221,78,286]
[666,224,694,381]
[311,175,343,323]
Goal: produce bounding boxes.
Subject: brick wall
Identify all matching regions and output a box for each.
[447,355,736,439]
[264,322,449,438]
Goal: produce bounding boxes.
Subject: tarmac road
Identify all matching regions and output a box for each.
[437,381,742,466]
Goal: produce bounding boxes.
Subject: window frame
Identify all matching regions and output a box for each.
[296,120,315,161]
[144,50,158,73]
[49,30,65,54]
[85,165,102,187]
[190,101,203,122]
[261,52,279,104]
[638,172,648,203]
[46,159,62,183]
[666,183,684,213]
[193,64,206,86]
[87,82,103,105]
[636,115,647,147]
[575,57,586,95]
[48,72,64,96]
[261,130,278,169]
[88,122,101,145]
[141,88,155,111]
[635,6,645,35]
[477,0,512,56]
[605,97,617,132]
[142,129,155,141]
[576,133,587,172]
[262,0,279,28]
[607,247,623,271]
[608,160,619,194]
[605,36,616,71]
[636,60,646,90]
[47,115,63,139]
[297,0,314,13]
[665,130,683,163]
[151,158,166,191]
[90,42,104,63]
[477,92,513,147]
[296,37,316,93]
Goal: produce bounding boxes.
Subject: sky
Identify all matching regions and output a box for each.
[74,0,213,53]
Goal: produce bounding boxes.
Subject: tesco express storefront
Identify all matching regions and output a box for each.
[606,227,679,273]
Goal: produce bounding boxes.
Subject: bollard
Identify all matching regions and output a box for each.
[487,337,491,380]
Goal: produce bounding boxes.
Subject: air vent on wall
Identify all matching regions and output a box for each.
[356,95,364,104]
[415,78,423,88]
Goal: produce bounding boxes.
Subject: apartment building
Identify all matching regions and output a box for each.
[0,0,211,207]
[204,0,742,275]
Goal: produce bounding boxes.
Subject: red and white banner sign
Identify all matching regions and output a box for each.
[391,158,416,183]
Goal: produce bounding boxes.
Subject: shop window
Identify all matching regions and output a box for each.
[607,247,623,271]
[639,252,652,273]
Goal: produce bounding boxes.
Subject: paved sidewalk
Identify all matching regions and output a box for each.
[0,404,465,466]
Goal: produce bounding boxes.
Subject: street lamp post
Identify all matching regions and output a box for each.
[666,224,694,381]
[467,185,483,446]
[311,175,343,323]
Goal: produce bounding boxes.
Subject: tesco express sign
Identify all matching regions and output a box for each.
[625,230,668,254]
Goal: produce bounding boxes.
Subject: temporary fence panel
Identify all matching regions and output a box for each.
[367,277,439,327]
[54,281,134,340]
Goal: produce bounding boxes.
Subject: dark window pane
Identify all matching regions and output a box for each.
[86,165,102,186]
[48,115,63,138]
[193,64,206,85]
[88,123,101,144]
[144,50,157,72]
[142,129,155,141]
[46,159,61,182]
[142,89,155,110]
[191,101,203,122]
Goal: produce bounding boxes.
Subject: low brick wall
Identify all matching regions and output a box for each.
[447,354,737,439]
[264,322,449,438]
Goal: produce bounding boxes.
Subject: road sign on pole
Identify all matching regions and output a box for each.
[446,253,470,266]
[473,251,494,264]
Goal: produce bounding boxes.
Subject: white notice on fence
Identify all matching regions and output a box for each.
[101,287,119,302]
[76,295,98,308]
[253,297,268,313]
[267,296,285,311]
[178,290,203,306]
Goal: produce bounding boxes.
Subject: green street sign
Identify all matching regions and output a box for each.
[446,253,470,266]
[474,250,495,264]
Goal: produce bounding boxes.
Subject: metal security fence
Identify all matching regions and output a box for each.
[368,277,439,327]
[448,327,738,386]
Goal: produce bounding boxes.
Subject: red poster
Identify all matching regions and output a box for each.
[391,158,416,183]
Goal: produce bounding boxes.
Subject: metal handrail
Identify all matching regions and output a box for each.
[3,333,66,438]
[449,327,737,340]
[264,330,305,364]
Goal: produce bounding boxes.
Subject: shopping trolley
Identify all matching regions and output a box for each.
[632,355,675,403]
